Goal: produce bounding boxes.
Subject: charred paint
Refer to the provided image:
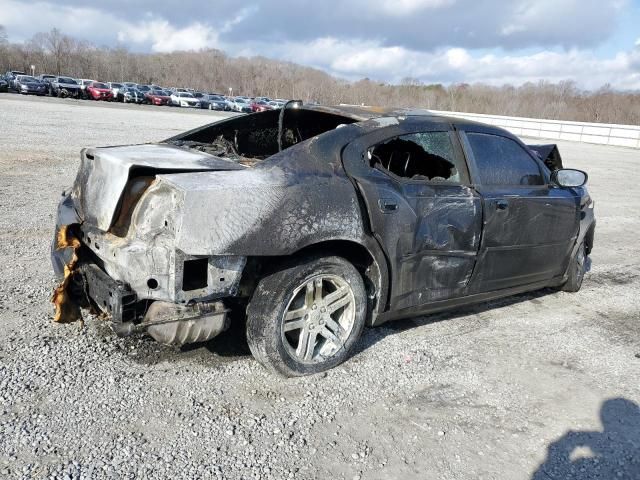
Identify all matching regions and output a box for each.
[50,105,595,343]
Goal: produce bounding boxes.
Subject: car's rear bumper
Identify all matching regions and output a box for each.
[78,261,230,344]
[51,192,237,344]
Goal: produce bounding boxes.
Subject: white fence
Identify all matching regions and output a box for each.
[429,110,640,148]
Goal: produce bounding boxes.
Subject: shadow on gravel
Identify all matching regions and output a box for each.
[532,398,640,480]
[128,287,558,366]
[354,288,557,356]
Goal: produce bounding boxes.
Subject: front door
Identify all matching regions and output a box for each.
[343,124,483,311]
[460,130,580,292]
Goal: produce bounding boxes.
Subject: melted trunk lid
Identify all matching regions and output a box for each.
[70,143,244,231]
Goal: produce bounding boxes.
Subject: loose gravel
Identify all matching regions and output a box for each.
[0,93,639,480]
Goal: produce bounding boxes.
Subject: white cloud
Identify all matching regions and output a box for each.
[267,37,640,89]
[376,0,456,15]
[0,1,124,43]
[0,0,638,89]
[117,20,220,52]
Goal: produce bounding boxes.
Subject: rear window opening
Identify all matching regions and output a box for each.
[167,109,357,166]
[369,132,461,183]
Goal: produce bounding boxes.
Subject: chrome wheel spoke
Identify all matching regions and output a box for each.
[284,307,306,322]
[324,316,346,337]
[319,326,344,350]
[303,330,318,361]
[296,327,318,360]
[296,327,309,358]
[324,286,351,314]
[283,318,306,332]
[304,281,315,307]
[314,278,323,303]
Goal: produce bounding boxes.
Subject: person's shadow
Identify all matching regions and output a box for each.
[532,398,640,479]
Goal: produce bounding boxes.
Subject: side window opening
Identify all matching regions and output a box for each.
[368,132,462,183]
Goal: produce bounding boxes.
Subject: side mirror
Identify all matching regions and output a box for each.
[551,168,588,188]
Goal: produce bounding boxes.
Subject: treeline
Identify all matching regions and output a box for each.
[1,27,639,125]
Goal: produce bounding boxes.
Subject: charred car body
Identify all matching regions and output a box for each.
[51,105,595,376]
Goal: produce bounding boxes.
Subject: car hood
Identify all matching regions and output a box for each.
[70,143,245,231]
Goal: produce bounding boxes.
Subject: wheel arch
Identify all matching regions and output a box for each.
[241,238,390,326]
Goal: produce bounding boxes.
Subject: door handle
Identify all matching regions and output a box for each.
[378,199,398,213]
[496,199,509,211]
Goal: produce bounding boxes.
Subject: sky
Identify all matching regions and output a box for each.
[1,0,639,90]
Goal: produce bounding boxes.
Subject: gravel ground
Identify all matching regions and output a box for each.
[0,93,639,480]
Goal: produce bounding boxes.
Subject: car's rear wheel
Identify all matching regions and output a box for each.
[246,255,367,376]
[559,241,587,292]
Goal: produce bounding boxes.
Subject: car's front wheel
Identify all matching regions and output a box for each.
[246,255,367,376]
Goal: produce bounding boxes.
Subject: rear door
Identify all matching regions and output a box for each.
[342,120,483,311]
[459,129,580,292]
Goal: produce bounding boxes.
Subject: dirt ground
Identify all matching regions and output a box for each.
[0,93,638,479]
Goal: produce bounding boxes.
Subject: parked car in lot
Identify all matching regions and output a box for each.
[145,89,171,106]
[108,82,124,99]
[4,70,26,90]
[38,74,57,94]
[50,105,596,376]
[268,100,285,109]
[193,92,211,109]
[250,100,272,112]
[170,91,201,108]
[77,79,96,99]
[0,76,8,93]
[50,76,81,98]
[86,82,113,101]
[14,75,48,95]
[204,94,228,111]
[117,87,146,103]
[230,97,252,113]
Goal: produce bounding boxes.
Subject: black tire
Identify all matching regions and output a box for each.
[560,241,587,292]
[246,255,367,377]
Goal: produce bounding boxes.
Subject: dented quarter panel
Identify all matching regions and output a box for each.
[71,143,244,231]
[156,139,367,256]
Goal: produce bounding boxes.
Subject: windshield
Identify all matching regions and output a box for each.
[58,77,77,84]
[180,93,195,98]
[92,82,108,88]
[111,83,122,88]
[236,98,247,103]
[19,76,37,82]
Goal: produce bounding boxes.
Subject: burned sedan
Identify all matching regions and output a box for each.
[51,104,595,376]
